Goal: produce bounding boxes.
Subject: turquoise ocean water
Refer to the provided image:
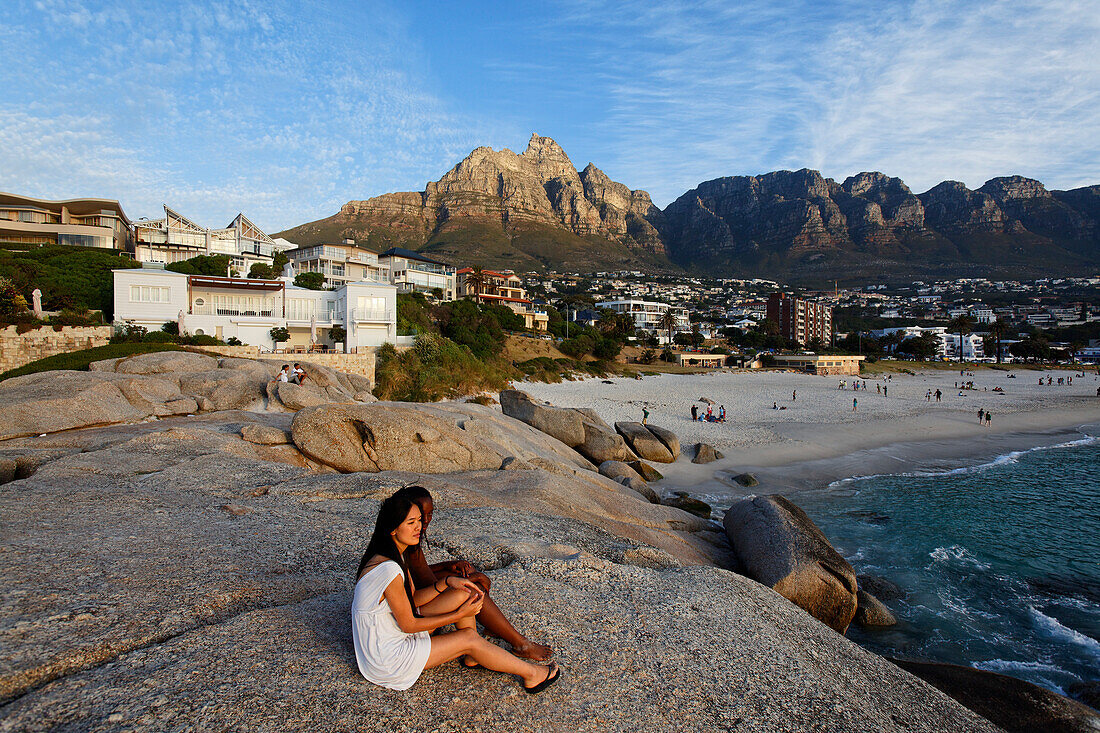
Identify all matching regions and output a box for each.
[790,432,1100,698]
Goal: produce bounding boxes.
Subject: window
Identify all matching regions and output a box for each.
[130,285,171,303]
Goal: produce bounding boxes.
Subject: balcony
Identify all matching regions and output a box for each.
[191,304,276,318]
[351,308,393,322]
[286,309,340,324]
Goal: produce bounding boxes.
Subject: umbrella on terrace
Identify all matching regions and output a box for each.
[310,314,317,345]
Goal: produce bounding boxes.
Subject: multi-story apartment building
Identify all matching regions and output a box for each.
[286,239,390,286]
[133,206,291,274]
[457,267,549,331]
[596,299,690,342]
[378,248,456,300]
[0,191,133,250]
[872,326,985,360]
[113,264,396,352]
[766,293,833,345]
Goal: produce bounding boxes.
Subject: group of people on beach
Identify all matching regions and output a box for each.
[977,408,993,426]
[352,486,560,694]
[690,403,726,422]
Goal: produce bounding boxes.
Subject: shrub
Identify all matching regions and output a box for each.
[559,335,594,358]
[270,327,289,344]
[166,254,232,277]
[373,335,513,402]
[294,272,325,290]
[182,334,222,346]
[329,325,346,344]
[592,337,621,360]
[161,320,180,335]
[0,275,28,318]
[142,331,178,343]
[226,337,243,346]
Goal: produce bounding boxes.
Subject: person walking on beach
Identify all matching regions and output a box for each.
[926,390,932,402]
[935,389,942,402]
[852,397,858,412]
[985,411,992,427]
[691,404,698,421]
[719,405,726,422]
[883,385,888,398]
[641,406,649,425]
[877,383,881,394]
[978,408,985,425]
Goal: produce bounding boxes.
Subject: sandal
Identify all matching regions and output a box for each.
[523,664,561,694]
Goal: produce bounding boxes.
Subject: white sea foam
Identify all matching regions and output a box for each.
[1029,607,1100,656]
[826,433,1099,488]
[929,545,993,572]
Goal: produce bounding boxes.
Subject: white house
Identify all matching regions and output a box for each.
[597,299,690,342]
[113,264,397,352]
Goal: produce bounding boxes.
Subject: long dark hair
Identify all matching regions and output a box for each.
[356,493,420,610]
[396,485,433,551]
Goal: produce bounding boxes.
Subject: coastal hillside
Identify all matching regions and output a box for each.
[276,134,674,272]
[278,136,1099,283]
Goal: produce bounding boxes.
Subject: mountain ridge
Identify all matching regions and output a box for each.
[276,135,1099,283]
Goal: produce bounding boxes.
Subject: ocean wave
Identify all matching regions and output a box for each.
[826,433,1099,488]
[973,658,1075,678]
[929,545,993,572]
[1028,607,1100,656]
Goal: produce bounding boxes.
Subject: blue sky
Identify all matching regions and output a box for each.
[2,0,1097,233]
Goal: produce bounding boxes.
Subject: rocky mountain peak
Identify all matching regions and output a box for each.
[979,176,1051,202]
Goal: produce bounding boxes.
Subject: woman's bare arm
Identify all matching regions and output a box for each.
[384,575,482,634]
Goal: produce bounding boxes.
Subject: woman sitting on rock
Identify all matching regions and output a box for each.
[352,492,561,693]
[398,485,553,661]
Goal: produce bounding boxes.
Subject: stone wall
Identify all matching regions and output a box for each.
[0,325,114,373]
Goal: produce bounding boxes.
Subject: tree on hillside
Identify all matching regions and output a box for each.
[988,318,1010,364]
[948,315,974,361]
[900,333,939,360]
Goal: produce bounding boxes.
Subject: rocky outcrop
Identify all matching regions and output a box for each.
[692,442,723,464]
[665,492,712,519]
[723,494,859,633]
[892,659,1100,733]
[854,590,897,627]
[0,411,1002,731]
[643,424,680,461]
[0,354,375,438]
[615,421,674,463]
[500,389,635,465]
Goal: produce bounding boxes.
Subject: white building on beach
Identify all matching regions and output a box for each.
[113,264,396,352]
[596,299,690,341]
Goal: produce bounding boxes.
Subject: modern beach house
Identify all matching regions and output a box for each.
[113,265,397,352]
[132,206,292,275]
[378,248,457,300]
[0,191,134,250]
[285,240,390,287]
[596,299,690,342]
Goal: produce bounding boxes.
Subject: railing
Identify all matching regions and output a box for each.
[190,304,276,317]
[350,308,393,322]
[286,309,340,323]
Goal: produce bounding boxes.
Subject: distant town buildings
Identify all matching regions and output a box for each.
[113,264,396,352]
[766,293,832,346]
[0,191,133,250]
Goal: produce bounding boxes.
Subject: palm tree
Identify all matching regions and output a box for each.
[947,315,974,362]
[657,310,677,346]
[464,266,487,304]
[988,318,1010,364]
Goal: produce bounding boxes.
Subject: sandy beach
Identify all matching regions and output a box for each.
[518,367,1100,500]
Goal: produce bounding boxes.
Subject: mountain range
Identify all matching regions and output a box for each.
[276,134,1100,283]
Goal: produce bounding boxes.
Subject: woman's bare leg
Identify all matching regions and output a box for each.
[437,571,552,660]
[419,588,477,631]
[424,628,553,688]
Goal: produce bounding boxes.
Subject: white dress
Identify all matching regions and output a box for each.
[351,560,432,690]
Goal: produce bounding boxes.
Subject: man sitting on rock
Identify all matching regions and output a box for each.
[291,363,307,385]
[398,485,553,661]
